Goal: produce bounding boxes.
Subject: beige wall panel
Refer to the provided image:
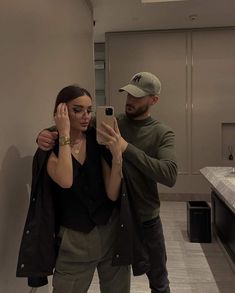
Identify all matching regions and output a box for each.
[106,31,189,177]
[191,29,235,173]
[0,1,94,292]
[106,29,235,194]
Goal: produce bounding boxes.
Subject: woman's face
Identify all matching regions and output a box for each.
[67,95,92,132]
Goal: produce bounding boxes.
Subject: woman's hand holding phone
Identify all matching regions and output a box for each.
[96,106,128,154]
[97,118,122,159]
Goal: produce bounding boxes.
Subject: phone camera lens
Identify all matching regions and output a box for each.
[105,107,113,116]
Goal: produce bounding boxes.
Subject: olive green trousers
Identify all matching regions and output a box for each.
[52,210,130,293]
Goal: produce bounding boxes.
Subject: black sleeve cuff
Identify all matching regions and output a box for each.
[28,276,48,287]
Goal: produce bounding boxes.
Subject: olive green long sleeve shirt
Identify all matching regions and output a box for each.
[117,114,177,222]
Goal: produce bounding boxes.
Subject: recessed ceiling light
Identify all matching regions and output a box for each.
[189,14,198,21]
[142,0,188,3]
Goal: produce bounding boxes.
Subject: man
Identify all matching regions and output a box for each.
[37,72,177,293]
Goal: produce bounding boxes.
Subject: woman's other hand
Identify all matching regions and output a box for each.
[54,103,70,137]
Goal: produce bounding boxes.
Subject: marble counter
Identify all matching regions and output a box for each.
[200,167,235,213]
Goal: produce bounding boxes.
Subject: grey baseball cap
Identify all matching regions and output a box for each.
[119,72,161,98]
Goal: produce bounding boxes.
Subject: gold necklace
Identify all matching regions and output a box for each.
[71,138,84,155]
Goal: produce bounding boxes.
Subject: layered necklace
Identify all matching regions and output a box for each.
[70,134,85,155]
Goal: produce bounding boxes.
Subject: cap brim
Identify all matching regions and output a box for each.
[119,84,147,98]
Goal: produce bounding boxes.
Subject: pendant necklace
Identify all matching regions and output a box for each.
[72,139,84,155]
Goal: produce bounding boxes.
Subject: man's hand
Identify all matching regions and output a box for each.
[37,130,58,151]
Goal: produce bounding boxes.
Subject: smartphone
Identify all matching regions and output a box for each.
[96,106,115,144]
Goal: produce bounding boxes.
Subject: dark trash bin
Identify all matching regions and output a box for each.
[187,201,211,243]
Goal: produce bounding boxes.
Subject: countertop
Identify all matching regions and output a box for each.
[200,167,235,213]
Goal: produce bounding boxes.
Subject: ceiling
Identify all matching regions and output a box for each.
[90,0,235,42]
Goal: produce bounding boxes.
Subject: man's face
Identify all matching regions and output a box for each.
[125,93,153,119]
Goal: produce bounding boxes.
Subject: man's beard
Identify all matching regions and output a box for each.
[125,104,149,119]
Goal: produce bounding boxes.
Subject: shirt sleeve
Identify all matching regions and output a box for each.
[122,130,177,187]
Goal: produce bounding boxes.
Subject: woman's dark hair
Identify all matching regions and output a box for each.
[53,85,92,114]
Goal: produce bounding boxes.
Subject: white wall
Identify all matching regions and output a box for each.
[0,1,94,292]
[105,28,235,195]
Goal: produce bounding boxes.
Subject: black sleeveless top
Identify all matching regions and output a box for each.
[52,127,115,233]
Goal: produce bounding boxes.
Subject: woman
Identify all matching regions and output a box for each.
[17,85,130,293]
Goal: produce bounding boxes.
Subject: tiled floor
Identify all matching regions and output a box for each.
[88,201,235,293]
